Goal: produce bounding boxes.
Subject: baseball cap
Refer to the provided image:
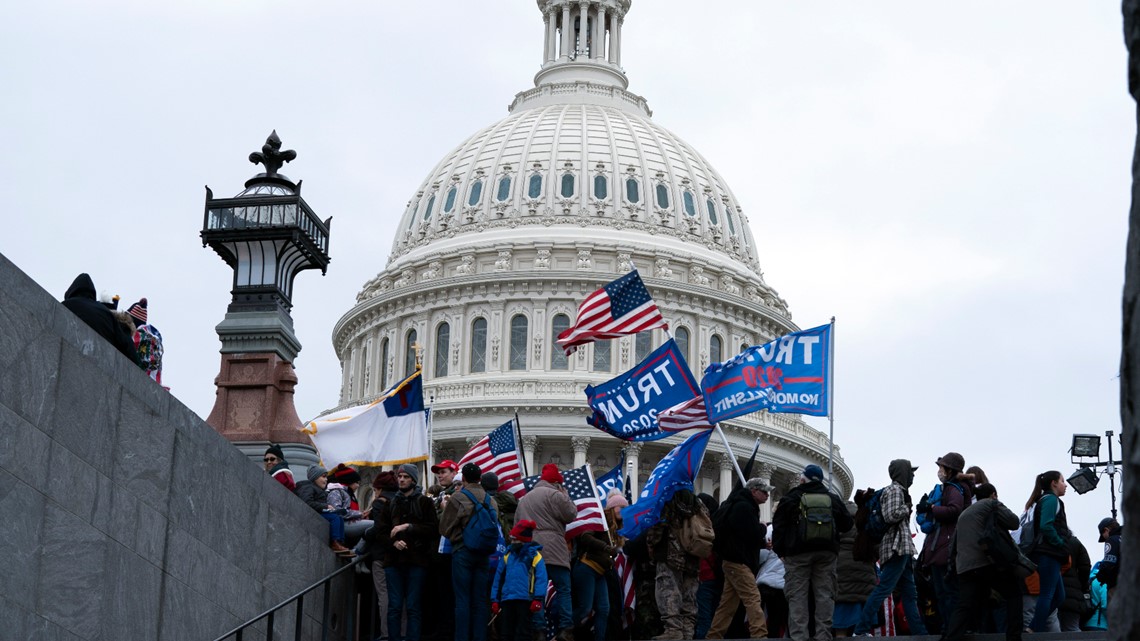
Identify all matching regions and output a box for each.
[431,459,459,473]
[1097,517,1119,542]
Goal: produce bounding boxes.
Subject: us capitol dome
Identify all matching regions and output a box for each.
[332,0,853,510]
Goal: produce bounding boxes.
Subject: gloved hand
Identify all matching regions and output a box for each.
[530,599,543,613]
[491,602,501,615]
[915,498,932,515]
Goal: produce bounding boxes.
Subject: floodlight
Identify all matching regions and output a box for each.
[1068,467,1099,495]
[1071,434,1101,458]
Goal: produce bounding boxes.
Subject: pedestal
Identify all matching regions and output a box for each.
[206,351,312,446]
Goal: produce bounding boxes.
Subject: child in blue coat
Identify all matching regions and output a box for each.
[491,519,548,641]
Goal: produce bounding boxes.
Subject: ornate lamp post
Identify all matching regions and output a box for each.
[201,131,331,465]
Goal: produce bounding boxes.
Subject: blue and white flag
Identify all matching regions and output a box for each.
[585,339,701,441]
[619,428,712,541]
[594,451,626,508]
[303,370,429,467]
[701,323,831,423]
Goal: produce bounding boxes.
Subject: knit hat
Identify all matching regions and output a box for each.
[481,472,500,492]
[541,463,564,484]
[398,463,420,485]
[330,464,361,485]
[264,444,286,461]
[461,462,482,482]
[510,519,538,542]
[307,465,328,482]
[127,298,148,324]
[802,464,824,482]
[936,452,965,474]
[605,488,629,509]
[373,471,398,491]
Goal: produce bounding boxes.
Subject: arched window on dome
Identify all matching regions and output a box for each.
[468,179,484,207]
[434,322,450,378]
[706,198,719,226]
[405,329,418,378]
[560,172,576,198]
[626,177,640,203]
[528,174,544,199]
[496,176,512,202]
[421,195,435,223]
[551,314,570,370]
[470,318,487,373]
[592,341,611,372]
[444,186,458,213]
[593,175,608,200]
[725,205,736,234]
[675,326,690,364]
[380,337,390,391]
[710,334,723,365]
[656,184,670,209]
[683,190,697,217]
[509,315,528,370]
[635,331,651,362]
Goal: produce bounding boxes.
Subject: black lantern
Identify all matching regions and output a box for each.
[1067,467,1099,495]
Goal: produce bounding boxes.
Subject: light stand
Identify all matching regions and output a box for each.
[1070,429,1122,521]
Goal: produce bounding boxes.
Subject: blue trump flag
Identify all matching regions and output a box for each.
[619,428,712,540]
[701,323,831,423]
[585,339,700,441]
[594,450,626,508]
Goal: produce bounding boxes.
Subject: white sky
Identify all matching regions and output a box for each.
[1,1,1129,556]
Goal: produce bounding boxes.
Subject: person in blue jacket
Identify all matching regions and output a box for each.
[492,519,548,641]
[1083,562,1109,631]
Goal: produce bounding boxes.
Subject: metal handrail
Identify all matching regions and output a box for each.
[212,553,370,641]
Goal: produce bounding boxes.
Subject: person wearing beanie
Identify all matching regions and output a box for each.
[263,444,295,492]
[492,519,548,641]
[60,273,140,365]
[916,452,970,629]
[293,465,354,557]
[366,462,439,641]
[516,464,577,641]
[125,297,164,385]
[483,471,520,541]
[440,461,498,641]
[327,464,373,547]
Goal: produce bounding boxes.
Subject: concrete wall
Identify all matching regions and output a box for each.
[0,253,343,641]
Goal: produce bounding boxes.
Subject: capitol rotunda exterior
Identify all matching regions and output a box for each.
[332,0,853,513]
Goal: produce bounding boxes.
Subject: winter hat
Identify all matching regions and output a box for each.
[605,488,629,509]
[372,471,398,491]
[510,519,538,542]
[264,444,286,461]
[330,464,361,485]
[481,472,500,492]
[541,463,564,484]
[935,452,965,474]
[461,462,482,482]
[801,464,825,482]
[307,465,328,482]
[127,298,148,324]
[398,463,420,485]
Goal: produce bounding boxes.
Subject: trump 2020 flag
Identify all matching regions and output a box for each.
[302,370,428,467]
[585,339,700,442]
[618,428,712,541]
[557,270,668,355]
[701,323,831,423]
[594,451,626,508]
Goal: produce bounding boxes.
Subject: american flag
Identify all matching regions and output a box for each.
[518,465,607,538]
[543,581,558,641]
[613,550,636,628]
[556,270,668,355]
[457,421,522,489]
[656,395,715,433]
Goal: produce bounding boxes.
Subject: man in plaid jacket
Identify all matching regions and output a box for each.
[852,459,929,637]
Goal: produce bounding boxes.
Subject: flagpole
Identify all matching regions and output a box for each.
[426,387,435,478]
[713,424,747,485]
[514,410,529,478]
[827,316,836,490]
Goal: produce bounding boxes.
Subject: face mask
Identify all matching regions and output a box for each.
[937,468,948,483]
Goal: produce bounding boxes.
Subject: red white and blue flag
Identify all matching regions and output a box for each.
[517,465,607,538]
[457,421,523,490]
[557,270,668,355]
[613,550,636,628]
[656,395,715,433]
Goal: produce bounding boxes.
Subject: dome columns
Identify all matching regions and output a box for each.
[537,1,628,89]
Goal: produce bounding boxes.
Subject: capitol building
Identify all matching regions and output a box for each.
[331,0,853,513]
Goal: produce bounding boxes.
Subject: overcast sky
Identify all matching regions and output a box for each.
[1,1,1130,555]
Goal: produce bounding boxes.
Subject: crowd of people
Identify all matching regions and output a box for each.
[61,273,165,384]
[260,444,1125,641]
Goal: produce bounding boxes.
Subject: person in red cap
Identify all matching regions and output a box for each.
[427,458,460,641]
[431,459,460,515]
[516,463,577,641]
[491,519,548,641]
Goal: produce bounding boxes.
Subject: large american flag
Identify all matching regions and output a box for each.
[457,421,522,489]
[518,465,607,538]
[556,270,668,355]
[656,395,715,433]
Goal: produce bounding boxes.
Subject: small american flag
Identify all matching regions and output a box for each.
[543,581,558,641]
[613,550,636,628]
[656,395,715,433]
[556,270,668,355]
[457,421,522,488]
[518,465,607,538]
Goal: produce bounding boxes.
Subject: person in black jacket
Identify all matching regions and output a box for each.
[772,464,854,641]
[1058,534,1092,633]
[1095,517,1122,600]
[60,273,139,364]
[705,478,771,640]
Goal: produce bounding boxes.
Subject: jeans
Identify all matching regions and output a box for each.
[386,565,427,641]
[694,578,723,639]
[453,548,491,641]
[853,555,928,636]
[320,512,345,542]
[929,563,958,632]
[571,563,609,641]
[1030,554,1066,632]
[540,564,572,631]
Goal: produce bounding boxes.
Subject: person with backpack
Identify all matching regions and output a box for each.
[440,462,500,641]
[704,478,772,639]
[516,464,577,641]
[1024,470,1070,633]
[851,459,929,637]
[773,464,854,641]
[915,452,970,631]
[491,520,548,641]
[647,489,709,640]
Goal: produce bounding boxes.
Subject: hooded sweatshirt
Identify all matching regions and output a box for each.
[61,274,140,364]
[878,460,917,562]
